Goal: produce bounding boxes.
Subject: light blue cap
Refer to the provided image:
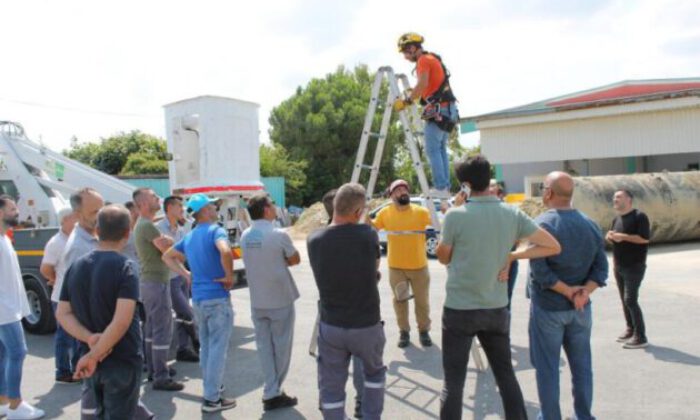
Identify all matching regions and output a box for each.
[186,193,218,213]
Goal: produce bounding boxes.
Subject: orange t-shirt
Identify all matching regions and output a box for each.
[416,54,445,100]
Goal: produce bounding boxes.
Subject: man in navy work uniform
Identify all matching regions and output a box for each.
[57,205,143,419]
[133,188,183,391]
[308,183,386,420]
[162,193,237,414]
[529,171,608,420]
[241,193,301,411]
[607,189,651,349]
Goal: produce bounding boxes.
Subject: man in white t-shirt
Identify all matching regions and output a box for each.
[0,195,45,419]
[40,207,79,384]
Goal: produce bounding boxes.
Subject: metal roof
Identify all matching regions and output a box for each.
[462,78,700,124]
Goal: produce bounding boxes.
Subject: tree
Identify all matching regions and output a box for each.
[269,65,404,205]
[64,130,168,175]
[259,143,308,205]
[121,152,169,175]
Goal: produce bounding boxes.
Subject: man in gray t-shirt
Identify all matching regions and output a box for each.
[241,194,300,411]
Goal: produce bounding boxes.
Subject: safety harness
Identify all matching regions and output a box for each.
[415,51,459,132]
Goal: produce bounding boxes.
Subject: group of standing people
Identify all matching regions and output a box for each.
[0,154,652,419]
[307,154,652,420]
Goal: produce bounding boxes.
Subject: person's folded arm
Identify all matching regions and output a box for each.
[585,235,609,290]
[436,242,452,265]
[511,227,561,261]
[616,233,649,245]
[56,301,93,343]
[86,298,137,361]
[529,257,561,292]
[162,247,191,280]
[40,263,57,285]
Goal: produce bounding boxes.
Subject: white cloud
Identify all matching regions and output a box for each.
[1,0,698,153]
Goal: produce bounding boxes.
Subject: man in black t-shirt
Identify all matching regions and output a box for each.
[57,205,143,419]
[606,190,651,349]
[308,183,386,420]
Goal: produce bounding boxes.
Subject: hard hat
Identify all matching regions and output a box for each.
[389,179,411,194]
[397,32,424,52]
[186,193,218,214]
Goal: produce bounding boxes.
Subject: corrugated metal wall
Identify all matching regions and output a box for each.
[261,177,285,208]
[482,106,700,164]
[122,177,286,208]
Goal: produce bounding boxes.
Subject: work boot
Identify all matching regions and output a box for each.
[263,393,298,411]
[354,397,363,418]
[616,329,634,343]
[147,367,177,382]
[176,348,200,362]
[398,331,410,348]
[419,331,433,347]
[152,378,185,391]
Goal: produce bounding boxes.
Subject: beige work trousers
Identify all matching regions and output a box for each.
[389,266,431,333]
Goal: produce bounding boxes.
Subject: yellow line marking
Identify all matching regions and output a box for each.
[16,250,44,257]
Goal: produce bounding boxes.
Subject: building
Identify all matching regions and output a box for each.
[460,78,700,195]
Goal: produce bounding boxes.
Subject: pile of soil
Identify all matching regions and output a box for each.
[288,198,388,240]
[519,198,546,219]
[288,202,328,239]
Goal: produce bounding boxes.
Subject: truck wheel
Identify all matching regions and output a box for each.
[22,276,56,335]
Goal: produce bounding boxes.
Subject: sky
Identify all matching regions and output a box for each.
[2,0,699,152]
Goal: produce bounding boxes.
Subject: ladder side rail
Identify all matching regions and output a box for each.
[397,74,424,138]
[351,70,387,184]
[365,81,398,199]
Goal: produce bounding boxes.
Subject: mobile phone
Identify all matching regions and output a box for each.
[460,184,470,196]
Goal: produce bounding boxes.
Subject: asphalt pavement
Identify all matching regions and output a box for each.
[19,240,700,419]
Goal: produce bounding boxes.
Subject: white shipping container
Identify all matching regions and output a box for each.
[163,95,263,195]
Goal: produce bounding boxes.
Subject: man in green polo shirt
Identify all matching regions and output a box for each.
[133,188,184,391]
[436,155,561,420]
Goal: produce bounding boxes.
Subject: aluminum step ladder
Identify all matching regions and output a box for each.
[350,66,442,228]
[350,66,487,372]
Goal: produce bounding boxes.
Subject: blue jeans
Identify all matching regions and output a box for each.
[0,321,28,399]
[529,304,594,420]
[423,102,458,191]
[53,302,80,378]
[193,297,233,402]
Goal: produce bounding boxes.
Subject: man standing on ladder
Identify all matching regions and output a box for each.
[394,32,459,198]
[371,179,433,348]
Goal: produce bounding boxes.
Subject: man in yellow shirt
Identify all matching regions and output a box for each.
[372,179,433,348]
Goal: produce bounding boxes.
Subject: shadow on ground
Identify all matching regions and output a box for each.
[645,344,700,366]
